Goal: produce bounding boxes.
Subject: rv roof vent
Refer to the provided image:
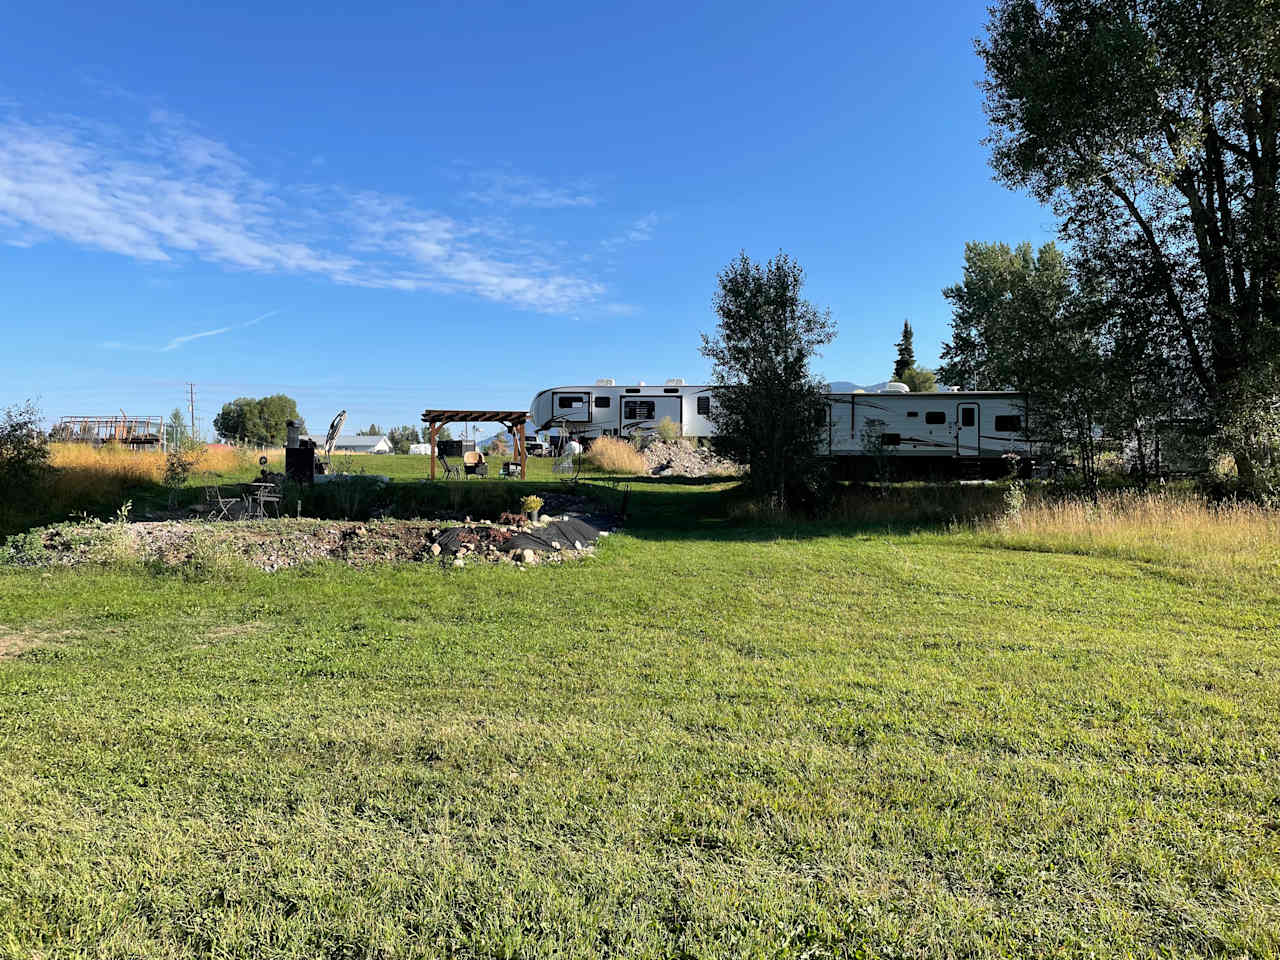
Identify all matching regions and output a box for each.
[595,378,615,386]
[635,380,646,386]
[881,382,911,393]
[665,378,685,386]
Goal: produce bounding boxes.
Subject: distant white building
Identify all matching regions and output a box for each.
[407,442,433,456]
[302,434,393,454]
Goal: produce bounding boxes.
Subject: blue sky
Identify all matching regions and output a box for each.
[0,0,1056,437]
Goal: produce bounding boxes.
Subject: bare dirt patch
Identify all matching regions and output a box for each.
[0,626,68,659]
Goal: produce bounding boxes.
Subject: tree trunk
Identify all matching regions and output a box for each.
[1233,444,1261,498]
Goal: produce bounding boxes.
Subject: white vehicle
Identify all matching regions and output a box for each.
[530,379,715,441]
[530,379,1032,478]
[821,382,1031,479]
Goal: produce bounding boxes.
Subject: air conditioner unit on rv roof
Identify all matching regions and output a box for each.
[595,378,615,386]
[665,378,685,385]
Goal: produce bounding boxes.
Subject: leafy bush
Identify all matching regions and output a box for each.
[0,400,50,487]
[586,436,647,475]
[0,401,53,534]
[163,446,206,506]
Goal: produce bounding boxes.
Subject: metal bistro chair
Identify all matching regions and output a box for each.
[253,481,283,519]
[204,484,239,520]
[438,453,461,480]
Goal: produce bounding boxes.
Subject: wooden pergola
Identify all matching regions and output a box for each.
[420,409,530,480]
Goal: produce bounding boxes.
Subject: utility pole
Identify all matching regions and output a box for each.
[187,383,197,443]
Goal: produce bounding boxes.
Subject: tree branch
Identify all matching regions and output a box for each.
[1100,173,1214,397]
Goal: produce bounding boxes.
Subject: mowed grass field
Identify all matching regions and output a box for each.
[1,476,1278,958]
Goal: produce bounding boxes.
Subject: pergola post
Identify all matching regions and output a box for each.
[519,419,527,479]
[420,409,531,481]
[429,421,439,480]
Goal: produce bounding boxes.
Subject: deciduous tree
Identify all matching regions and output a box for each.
[979,0,1280,493]
[701,251,835,508]
[212,396,304,446]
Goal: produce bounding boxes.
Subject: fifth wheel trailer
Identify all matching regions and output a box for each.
[529,380,1031,478]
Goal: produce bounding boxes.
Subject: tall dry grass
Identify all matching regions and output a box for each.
[975,489,1280,578]
[586,436,648,475]
[46,443,262,511]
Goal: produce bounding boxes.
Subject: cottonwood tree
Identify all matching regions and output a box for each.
[940,241,1108,482]
[386,425,421,454]
[899,366,938,393]
[701,251,835,508]
[212,395,305,446]
[980,0,1280,493]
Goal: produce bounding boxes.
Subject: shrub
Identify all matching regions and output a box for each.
[0,400,50,487]
[0,400,51,531]
[163,446,206,507]
[586,436,647,475]
[656,417,681,443]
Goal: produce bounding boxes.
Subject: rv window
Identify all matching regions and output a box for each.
[925,411,945,425]
[593,396,611,409]
[696,395,711,416]
[557,396,583,409]
[663,387,679,394]
[907,411,919,418]
[623,400,656,420]
[880,433,901,446]
[624,387,641,394]
[995,414,1022,432]
[960,407,975,427]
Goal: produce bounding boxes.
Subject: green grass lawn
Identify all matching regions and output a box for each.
[1,478,1278,958]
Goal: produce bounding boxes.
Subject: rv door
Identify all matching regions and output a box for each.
[957,403,979,457]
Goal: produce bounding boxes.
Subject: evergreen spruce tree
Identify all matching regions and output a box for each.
[893,320,915,381]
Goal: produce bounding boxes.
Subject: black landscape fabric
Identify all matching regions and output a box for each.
[503,518,602,553]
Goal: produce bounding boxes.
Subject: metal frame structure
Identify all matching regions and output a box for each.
[54,415,166,449]
[420,409,529,480]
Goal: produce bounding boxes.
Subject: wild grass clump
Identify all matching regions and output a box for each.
[970,489,1280,576]
[586,436,648,475]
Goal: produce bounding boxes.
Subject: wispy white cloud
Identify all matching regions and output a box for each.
[602,211,660,251]
[463,171,597,209]
[103,308,282,352]
[158,307,281,351]
[0,111,616,313]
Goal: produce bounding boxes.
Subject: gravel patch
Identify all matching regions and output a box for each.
[7,514,618,573]
[641,440,742,478]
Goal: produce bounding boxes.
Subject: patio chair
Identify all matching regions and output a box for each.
[438,453,461,480]
[255,484,282,519]
[204,485,239,520]
[463,450,488,478]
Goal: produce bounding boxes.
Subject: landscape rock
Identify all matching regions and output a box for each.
[641,440,741,478]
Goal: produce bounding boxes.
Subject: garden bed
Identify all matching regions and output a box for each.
[3,513,615,572]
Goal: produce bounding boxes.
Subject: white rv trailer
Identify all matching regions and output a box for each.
[529,379,716,441]
[821,382,1031,479]
[529,379,1031,478]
